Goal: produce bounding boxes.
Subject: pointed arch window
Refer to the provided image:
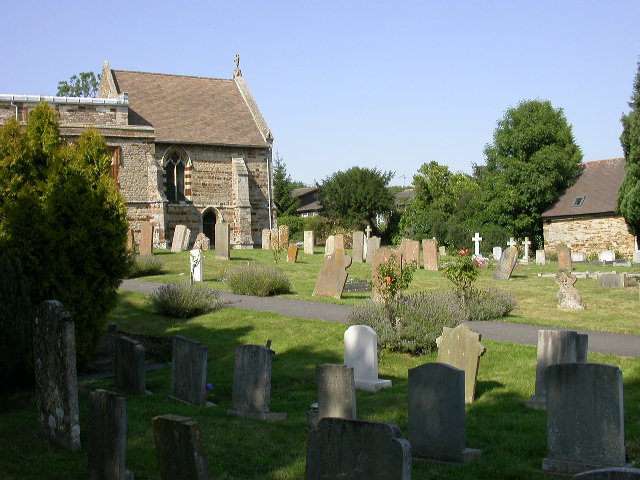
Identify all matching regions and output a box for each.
[165,151,186,202]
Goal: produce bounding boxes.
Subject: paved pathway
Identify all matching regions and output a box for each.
[120,279,640,357]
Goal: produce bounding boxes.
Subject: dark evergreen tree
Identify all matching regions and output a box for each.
[272,152,300,216]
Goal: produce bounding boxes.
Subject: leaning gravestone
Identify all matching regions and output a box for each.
[574,467,640,479]
[139,221,154,255]
[423,238,439,271]
[316,364,357,421]
[192,232,210,251]
[304,230,315,254]
[305,418,412,480]
[313,249,352,299]
[366,236,381,263]
[409,363,481,464]
[33,300,81,451]
[215,222,230,260]
[555,270,585,310]
[229,344,287,420]
[88,389,133,480]
[287,244,299,263]
[527,330,588,409]
[152,414,210,480]
[557,244,573,271]
[171,224,190,252]
[492,246,519,280]
[536,249,546,265]
[170,336,211,407]
[352,231,365,263]
[436,324,486,403]
[344,325,391,391]
[542,363,626,475]
[115,336,147,395]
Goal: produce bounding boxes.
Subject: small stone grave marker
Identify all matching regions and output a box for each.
[599,250,616,262]
[633,251,640,264]
[171,225,190,252]
[492,246,518,280]
[536,249,546,265]
[344,325,391,391]
[126,228,135,252]
[334,234,345,251]
[399,238,420,268]
[139,221,154,255]
[352,231,365,262]
[316,364,357,421]
[287,244,299,262]
[572,251,587,262]
[439,245,446,256]
[278,225,289,247]
[555,270,585,310]
[215,222,230,260]
[366,236,381,263]
[115,336,147,395]
[261,228,271,249]
[304,230,315,254]
[507,237,518,248]
[557,244,573,270]
[492,246,502,260]
[313,249,352,298]
[170,336,212,407]
[423,238,439,271]
[522,236,531,262]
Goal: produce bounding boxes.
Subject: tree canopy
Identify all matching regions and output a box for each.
[57,71,100,97]
[617,61,640,237]
[272,152,300,217]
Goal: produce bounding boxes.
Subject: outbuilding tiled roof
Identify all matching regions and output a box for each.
[291,186,322,213]
[111,70,270,147]
[541,158,626,218]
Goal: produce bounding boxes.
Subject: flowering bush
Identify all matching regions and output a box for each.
[442,248,480,293]
[374,256,416,305]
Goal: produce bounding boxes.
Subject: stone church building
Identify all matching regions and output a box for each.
[0,59,274,249]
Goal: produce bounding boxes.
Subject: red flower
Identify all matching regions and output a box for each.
[385,275,392,283]
[458,249,465,255]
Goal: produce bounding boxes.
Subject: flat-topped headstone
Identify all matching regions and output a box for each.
[215,222,230,260]
[313,248,352,298]
[366,236,381,263]
[152,414,210,480]
[352,231,365,263]
[189,249,203,282]
[88,389,132,480]
[492,246,518,280]
[33,300,81,451]
[572,251,587,262]
[409,363,481,464]
[574,467,640,479]
[436,324,486,403]
[423,238,439,271]
[371,247,402,290]
[399,238,420,268]
[542,363,625,475]
[170,336,211,407]
[115,336,146,395]
[261,228,271,249]
[634,251,640,264]
[229,344,286,420]
[536,249,546,265]
[304,230,315,254]
[192,232,210,251]
[344,325,391,392]
[598,250,616,262]
[598,273,629,288]
[527,330,588,409]
[555,270,585,310]
[557,244,573,271]
[324,235,335,256]
[171,225,190,252]
[305,418,411,480]
[287,244,299,262]
[316,364,356,421]
[439,245,447,256]
[278,225,290,248]
[269,227,281,250]
[334,234,345,251]
[492,246,502,260]
[139,221,154,255]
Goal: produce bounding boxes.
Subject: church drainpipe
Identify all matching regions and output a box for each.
[11,102,18,120]
[267,150,273,229]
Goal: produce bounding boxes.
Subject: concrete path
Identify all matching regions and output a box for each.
[120,279,640,357]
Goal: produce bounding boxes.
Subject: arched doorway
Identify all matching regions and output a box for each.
[203,210,216,245]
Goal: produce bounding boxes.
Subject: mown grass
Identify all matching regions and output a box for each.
[1,290,639,480]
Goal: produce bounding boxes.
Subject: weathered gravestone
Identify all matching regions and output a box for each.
[439,245,447,256]
[139,221,154,255]
[574,467,640,479]
[305,418,412,480]
[115,336,147,395]
[399,238,420,268]
[126,228,135,252]
[304,230,315,254]
[409,363,481,464]
[599,250,616,262]
[557,244,573,271]
[313,249,352,299]
[573,251,587,262]
[33,300,81,451]
[170,336,212,407]
[492,246,518,280]
[598,273,629,288]
[261,228,271,249]
[634,251,640,264]
[287,244,299,263]
[324,235,335,256]
[192,232,210,251]
[436,324,486,403]
[366,235,381,263]
[189,249,203,282]
[555,270,586,310]
[352,231,365,263]
[334,234,345,251]
[229,344,287,420]
[344,325,391,392]
[371,247,403,296]
[492,246,502,260]
[542,363,626,475]
[215,222,230,260]
[536,249,546,265]
[278,225,290,248]
[269,227,281,250]
[152,414,210,480]
[171,224,190,252]
[527,330,588,409]
[88,389,133,480]
[423,238,439,271]
[316,364,357,421]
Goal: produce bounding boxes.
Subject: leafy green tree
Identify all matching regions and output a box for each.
[272,151,300,216]
[318,166,394,230]
[480,99,582,242]
[0,101,130,367]
[57,71,100,97]
[617,61,640,237]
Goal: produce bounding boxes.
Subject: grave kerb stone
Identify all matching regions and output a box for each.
[573,467,640,479]
[344,325,392,392]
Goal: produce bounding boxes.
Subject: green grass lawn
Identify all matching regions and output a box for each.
[2,249,639,479]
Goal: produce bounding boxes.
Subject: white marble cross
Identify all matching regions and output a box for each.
[507,237,518,248]
[522,237,532,260]
[365,225,372,239]
[472,232,482,257]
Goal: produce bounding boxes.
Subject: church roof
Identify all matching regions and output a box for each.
[110,69,271,147]
[541,158,626,219]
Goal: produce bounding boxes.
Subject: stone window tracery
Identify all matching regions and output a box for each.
[165,151,186,202]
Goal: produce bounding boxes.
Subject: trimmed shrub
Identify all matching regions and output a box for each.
[225,264,291,296]
[149,283,224,319]
[127,254,165,278]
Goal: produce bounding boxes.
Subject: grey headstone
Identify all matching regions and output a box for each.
[261,228,271,249]
[633,251,640,264]
[344,325,391,392]
[33,300,81,451]
[334,234,345,251]
[555,270,586,310]
[316,364,357,421]
[305,418,412,480]
[152,414,210,480]
[527,330,588,409]
[366,236,381,263]
[574,467,640,479]
[215,222,230,260]
[229,344,286,420]
[598,250,616,262]
[492,246,518,280]
[423,238,439,271]
[126,228,135,252]
[352,231,365,263]
[536,249,546,265]
[304,230,315,254]
[171,225,190,253]
[542,363,625,475]
[115,336,146,395]
[139,221,154,255]
[409,363,481,464]
[313,249,352,299]
[399,238,420,268]
[88,389,132,480]
[597,273,628,288]
[557,244,573,271]
[439,245,447,256]
[170,336,210,407]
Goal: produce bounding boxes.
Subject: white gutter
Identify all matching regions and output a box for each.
[0,93,129,106]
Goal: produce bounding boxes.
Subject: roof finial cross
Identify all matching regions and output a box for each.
[234,53,242,78]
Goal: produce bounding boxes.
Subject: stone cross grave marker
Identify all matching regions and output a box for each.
[399,238,420,268]
[542,363,626,475]
[365,224,372,238]
[507,237,518,248]
[215,222,230,260]
[115,336,147,395]
[152,414,210,480]
[352,231,365,263]
[33,300,81,451]
[344,325,392,392]
[304,230,315,254]
[193,232,210,251]
[492,246,502,260]
[366,235,381,263]
[324,235,335,256]
[316,364,357,421]
[409,363,481,464]
[139,221,154,255]
[170,336,212,407]
[436,324,486,403]
[527,330,588,409]
[555,270,585,310]
[229,344,287,420]
[171,225,190,252]
[423,238,439,271]
[313,249,352,299]
[189,249,203,282]
[536,249,546,265]
[492,246,518,280]
[88,389,133,480]
[261,228,271,249]
[472,232,483,257]
[557,244,573,271]
[287,244,299,263]
[522,237,532,262]
[305,418,412,480]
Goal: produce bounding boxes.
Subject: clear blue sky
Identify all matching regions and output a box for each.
[2,1,639,186]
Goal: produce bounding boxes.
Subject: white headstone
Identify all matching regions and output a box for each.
[472,233,482,258]
[634,251,640,264]
[522,237,532,261]
[536,249,546,265]
[507,237,518,248]
[572,251,587,262]
[492,246,502,260]
[190,249,203,282]
[304,230,315,255]
[344,326,391,392]
[598,250,615,262]
[325,235,335,256]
